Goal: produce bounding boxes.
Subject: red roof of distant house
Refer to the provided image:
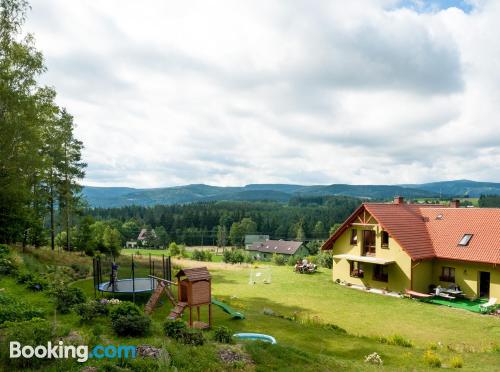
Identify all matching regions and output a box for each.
[322,201,500,265]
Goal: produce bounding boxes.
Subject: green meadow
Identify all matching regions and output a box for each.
[0,247,499,371]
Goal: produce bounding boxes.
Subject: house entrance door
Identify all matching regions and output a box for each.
[479,271,490,298]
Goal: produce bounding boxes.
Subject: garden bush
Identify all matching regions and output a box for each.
[111,314,151,337]
[16,270,48,291]
[50,285,86,313]
[74,300,109,322]
[16,270,35,284]
[109,301,141,321]
[213,326,233,344]
[223,249,245,264]
[70,263,90,279]
[272,253,287,266]
[423,350,442,368]
[450,355,464,368]
[0,293,44,325]
[316,252,333,269]
[0,256,18,276]
[163,319,204,345]
[191,249,212,262]
[0,244,10,256]
[164,319,187,339]
[244,252,254,264]
[180,328,205,346]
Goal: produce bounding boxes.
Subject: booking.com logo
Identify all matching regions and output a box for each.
[10,341,136,363]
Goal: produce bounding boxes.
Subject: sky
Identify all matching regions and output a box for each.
[25,0,500,187]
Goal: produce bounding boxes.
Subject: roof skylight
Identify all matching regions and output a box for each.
[458,234,473,246]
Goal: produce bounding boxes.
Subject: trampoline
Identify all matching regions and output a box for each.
[97,278,158,293]
[93,254,172,302]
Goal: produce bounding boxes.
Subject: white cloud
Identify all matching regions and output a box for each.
[25,0,500,187]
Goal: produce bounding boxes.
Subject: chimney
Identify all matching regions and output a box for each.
[394,196,404,205]
[450,199,460,208]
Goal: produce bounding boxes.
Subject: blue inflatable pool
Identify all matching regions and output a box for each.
[233,333,277,344]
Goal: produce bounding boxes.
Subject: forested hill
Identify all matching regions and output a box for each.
[86,197,362,244]
[82,183,439,207]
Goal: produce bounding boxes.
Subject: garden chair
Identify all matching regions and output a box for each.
[480,298,497,314]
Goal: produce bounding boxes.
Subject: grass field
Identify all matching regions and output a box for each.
[1,247,499,370]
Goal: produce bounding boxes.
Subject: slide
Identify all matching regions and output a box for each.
[211,298,245,320]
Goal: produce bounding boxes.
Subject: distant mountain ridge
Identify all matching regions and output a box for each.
[81,179,500,208]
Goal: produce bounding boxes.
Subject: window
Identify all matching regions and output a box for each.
[458,234,473,246]
[440,266,455,282]
[349,261,364,278]
[381,231,389,248]
[373,264,388,282]
[350,229,358,245]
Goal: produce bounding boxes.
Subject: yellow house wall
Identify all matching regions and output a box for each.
[432,259,500,299]
[411,260,433,293]
[331,226,412,293]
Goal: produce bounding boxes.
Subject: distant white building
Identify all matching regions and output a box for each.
[126,241,138,248]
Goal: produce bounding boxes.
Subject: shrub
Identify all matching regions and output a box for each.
[110,301,141,321]
[272,253,287,266]
[244,252,254,264]
[0,257,18,276]
[423,350,442,368]
[223,249,232,263]
[0,318,54,369]
[164,319,187,339]
[450,355,464,368]
[204,251,213,262]
[223,249,245,264]
[112,314,151,337]
[168,242,182,256]
[180,328,205,346]
[191,249,212,262]
[0,293,44,324]
[26,275,49,291]
[231,250,244,264]
[16,271,35,284]
[378,334,413,348]
[51,285,86,313]
[213,326,233,344]
[0,244,10,257]
[163,319,204,345]
[70,263,90,279]
[74,300,109,322]
[316,252,333,269]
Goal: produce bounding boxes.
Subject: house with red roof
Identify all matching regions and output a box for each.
[321,197,499,300]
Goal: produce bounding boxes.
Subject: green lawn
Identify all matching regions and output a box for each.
[2,247,499,371]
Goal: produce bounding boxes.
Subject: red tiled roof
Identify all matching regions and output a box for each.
[420,208,500,265]
[364,204,435,260]
[322,203,500,265]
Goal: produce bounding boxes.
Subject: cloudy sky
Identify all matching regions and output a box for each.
[26,0,500,187]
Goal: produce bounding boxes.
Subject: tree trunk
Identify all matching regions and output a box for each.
[50,183,55,250]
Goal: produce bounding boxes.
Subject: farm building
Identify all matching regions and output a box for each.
[137,228,157,247]
[322,197,500,300]
[247,239,307,260]
[244,234,270,249]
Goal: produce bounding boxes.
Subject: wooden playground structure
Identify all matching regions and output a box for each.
[145,267,212,329]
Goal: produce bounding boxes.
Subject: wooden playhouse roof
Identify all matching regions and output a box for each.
[176,267,211,281]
